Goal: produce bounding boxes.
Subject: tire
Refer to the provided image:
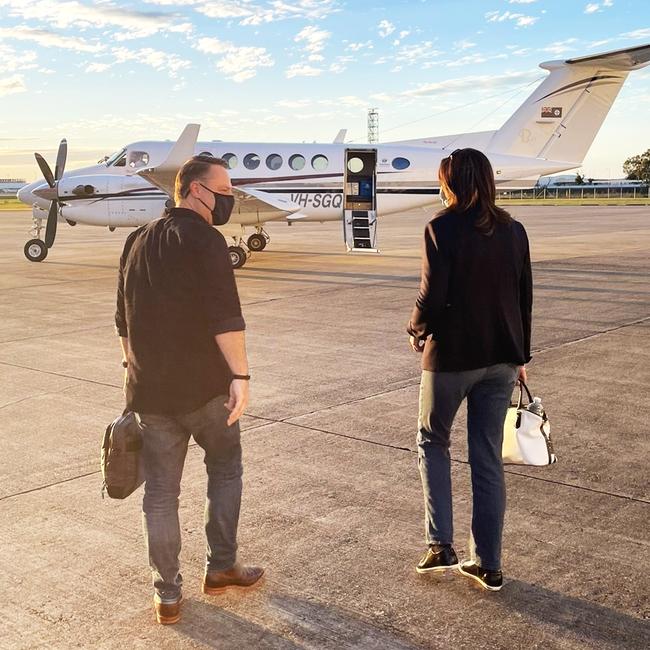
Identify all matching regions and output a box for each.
[247,233,267,251]
[24,239,48,262]
[228,245,247,269]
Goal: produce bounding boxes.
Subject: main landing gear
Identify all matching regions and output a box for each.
[24,216,48,262]
[228,227,270,269]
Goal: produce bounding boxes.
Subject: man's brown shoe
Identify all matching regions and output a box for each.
[202,563,265,595]
[154,594,182,625]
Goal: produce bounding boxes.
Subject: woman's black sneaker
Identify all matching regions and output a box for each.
[458,561,503,591]
[416,544,459,573]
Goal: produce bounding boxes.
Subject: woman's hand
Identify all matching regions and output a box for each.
[518,365,527,383]
[409,336,425,353]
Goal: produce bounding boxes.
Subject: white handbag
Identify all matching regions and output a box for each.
[502,381,557,466]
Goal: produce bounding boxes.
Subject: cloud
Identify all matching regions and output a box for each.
[0,26,104,52]
[0,0,192,40]
[86,62,112,73]
[378,20,395,37]
[111,47,191,77]
[294,25,331,55]
[621,27,650,39]
[0,44,38,74]
[402,69,540,97]
[509,0,537,3]
[0,74,26,97]
[189,0,339,25]
[195,37,274,82]
[285,63,322,78]
[584,1,614,13]
[454,39,477,51]
[542,38,578,55]
[393,41,443,66]
[347,41,373,52]
[485,10,539,27]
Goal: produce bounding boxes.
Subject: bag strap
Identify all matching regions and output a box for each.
[513,380,533,409]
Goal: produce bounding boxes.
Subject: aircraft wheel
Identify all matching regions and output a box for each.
[228,245,247,269]
[247,233,267,251]
[24,239,48,262]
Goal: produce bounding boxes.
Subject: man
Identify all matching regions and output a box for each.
[115,154,264,625]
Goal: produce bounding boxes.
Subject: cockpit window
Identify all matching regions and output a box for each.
[105,148,126,166]
[127,150,150,169]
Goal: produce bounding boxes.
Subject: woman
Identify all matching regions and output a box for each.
[407,148,532,591]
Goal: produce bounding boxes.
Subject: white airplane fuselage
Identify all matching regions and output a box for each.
[19,141,570,229]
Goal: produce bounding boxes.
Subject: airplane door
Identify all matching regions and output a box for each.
[342,149,379,253]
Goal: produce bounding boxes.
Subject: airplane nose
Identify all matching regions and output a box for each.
[17,184,33,204]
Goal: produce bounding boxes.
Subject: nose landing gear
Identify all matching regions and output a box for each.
[24,216,48,262]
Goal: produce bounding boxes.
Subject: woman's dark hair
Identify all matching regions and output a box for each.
[174,154,228,204]
[438,147,511,235]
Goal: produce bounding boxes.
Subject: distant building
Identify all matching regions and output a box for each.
[537,174,645,189]
[0,178,26,195]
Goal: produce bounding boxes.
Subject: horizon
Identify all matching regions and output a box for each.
[1,0,649,182]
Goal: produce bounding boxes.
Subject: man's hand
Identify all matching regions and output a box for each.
[225,379,249,426]
[518,365,528,384]
[409,335,425,353]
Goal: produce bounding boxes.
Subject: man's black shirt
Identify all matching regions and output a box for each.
[408,208,532,372]
[116,207,245,415]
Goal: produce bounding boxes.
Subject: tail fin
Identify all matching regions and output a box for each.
[487,44,650,163]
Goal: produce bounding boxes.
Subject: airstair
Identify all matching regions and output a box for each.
[342,149,379,253]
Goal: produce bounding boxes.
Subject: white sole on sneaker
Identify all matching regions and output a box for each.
[458,564,503,591]
[416,563,460,574]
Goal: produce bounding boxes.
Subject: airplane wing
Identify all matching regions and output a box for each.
[233,186,301,217]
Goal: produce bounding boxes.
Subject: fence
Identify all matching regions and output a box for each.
[497,186,650,200]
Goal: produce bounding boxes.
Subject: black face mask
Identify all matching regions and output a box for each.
[198,183,235,226]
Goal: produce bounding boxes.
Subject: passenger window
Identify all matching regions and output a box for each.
[244,153,260,170]
[289,154,306,171]
[392,157,410,170]
[222,153,238,169]
[311,154,328,171]
[266,154,283,170]
[127,151,150,169]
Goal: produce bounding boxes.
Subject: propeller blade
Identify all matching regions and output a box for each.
[44,200,58,248]
[34,153,55,188]
[54,138,67,181]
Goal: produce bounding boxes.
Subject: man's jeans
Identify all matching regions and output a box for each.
[138,395,242,601]
[417,364,517,571]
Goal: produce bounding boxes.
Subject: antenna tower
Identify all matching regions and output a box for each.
[367,108,379,144]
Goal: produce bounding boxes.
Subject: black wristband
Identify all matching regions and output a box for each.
[231,374,250,381]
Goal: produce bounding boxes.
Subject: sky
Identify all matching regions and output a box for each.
[0,0,648,182]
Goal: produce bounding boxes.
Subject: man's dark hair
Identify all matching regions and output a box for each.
[438,148,511,235]
[174,154,228,204]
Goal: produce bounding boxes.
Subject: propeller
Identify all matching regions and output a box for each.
[33,139,67,248]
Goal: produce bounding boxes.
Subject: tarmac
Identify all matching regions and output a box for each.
[0,205,648,649]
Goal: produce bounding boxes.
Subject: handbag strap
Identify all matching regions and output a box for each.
[515,380,534,409]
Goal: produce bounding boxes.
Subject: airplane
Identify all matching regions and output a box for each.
[17,43,649,269]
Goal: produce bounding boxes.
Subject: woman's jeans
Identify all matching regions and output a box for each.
[138,396,243,601]
[417,364,518,571]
